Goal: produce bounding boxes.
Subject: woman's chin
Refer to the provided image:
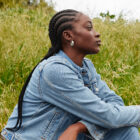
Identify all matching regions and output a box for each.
[90,48,100,54]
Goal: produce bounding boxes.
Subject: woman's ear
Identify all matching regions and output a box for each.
[62,30,73,42]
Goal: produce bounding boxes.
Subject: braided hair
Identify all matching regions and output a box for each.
[7,9,80,131]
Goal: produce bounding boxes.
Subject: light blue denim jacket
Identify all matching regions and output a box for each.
[2,50,140,140]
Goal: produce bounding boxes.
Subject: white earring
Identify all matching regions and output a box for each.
[70,40,74,47]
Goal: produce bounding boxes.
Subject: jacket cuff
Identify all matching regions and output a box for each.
[79,120,108,140]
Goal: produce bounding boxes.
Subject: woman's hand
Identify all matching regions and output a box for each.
[58,126,78,140]
[58,122,87,140]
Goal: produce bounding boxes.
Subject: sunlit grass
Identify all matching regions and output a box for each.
[0,5,140,131]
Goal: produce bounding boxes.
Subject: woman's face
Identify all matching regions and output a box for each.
[72,13,101,55]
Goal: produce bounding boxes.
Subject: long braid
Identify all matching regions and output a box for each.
[7,9,80,131]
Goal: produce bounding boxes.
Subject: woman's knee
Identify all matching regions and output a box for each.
[126,127,139,140]
[103,126,140,140]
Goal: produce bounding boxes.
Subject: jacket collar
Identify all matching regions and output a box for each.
[56,50,86,71]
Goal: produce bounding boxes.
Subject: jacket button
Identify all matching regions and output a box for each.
[95,88,99,92]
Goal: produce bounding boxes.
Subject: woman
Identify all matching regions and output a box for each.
[1,9,140,140]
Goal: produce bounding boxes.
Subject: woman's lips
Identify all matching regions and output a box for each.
[96,40,101,46]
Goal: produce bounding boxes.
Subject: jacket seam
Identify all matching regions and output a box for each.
[41,112,59,139]
[51,112,67,140]
[19,102,45,132]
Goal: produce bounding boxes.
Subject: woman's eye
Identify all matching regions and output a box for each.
[87,26,92,30]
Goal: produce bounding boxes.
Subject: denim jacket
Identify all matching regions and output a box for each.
[2,50,140,140]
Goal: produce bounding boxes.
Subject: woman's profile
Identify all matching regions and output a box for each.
[1,9,140,140]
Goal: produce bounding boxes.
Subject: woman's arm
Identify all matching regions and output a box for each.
[58,122,87,140]
[41,63,140,129]
[40,62,140,139]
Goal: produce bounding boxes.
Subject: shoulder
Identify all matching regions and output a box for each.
[39,56,73,69]
[39,56,78,78]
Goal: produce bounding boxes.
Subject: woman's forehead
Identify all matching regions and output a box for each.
[75,13,92,25]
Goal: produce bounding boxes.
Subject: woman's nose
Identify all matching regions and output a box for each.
[95,32,100,37]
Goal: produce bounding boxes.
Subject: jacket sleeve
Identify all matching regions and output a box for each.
[40,62,140,129]
[79,120,108,140]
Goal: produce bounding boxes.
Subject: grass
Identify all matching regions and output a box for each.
[0,5,140,131]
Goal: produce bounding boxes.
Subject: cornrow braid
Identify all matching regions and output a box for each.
[49,10,79,46]
[54,16,75,34]
[7,9,80,131]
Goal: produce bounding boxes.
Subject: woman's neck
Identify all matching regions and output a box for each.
[63,48,85,67]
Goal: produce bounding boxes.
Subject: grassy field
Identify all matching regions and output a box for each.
[0,4,140,131]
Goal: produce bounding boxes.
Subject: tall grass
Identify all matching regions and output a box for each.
[0,5,140,131]
[0,0,28,8]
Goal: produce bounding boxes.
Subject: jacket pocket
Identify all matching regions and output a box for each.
[1,129,16,140]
